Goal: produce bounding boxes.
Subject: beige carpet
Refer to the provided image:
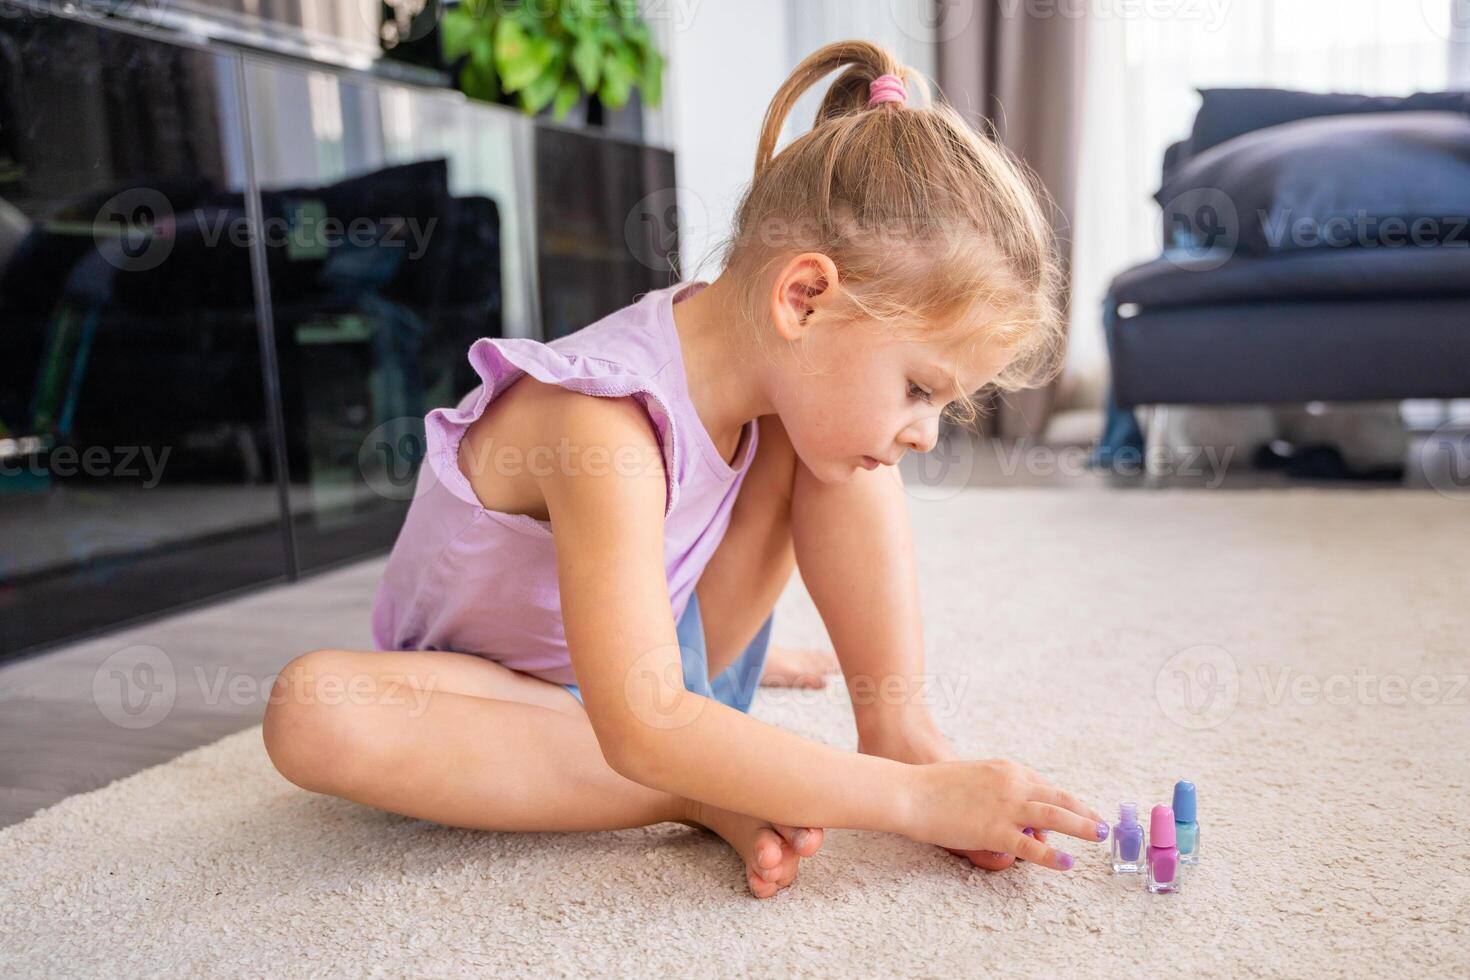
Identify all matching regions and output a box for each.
[3,488,1468,978]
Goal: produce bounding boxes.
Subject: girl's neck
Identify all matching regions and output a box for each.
[671,276,775,460]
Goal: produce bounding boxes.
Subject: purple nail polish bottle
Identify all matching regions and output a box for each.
[1110,802,1146,874]
[1146,804,1181,894]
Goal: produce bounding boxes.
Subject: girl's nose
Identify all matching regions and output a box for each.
[899,414,940,454]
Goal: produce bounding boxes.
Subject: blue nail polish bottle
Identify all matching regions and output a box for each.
[1173,780,1200,865]
[1110,802,1146,874]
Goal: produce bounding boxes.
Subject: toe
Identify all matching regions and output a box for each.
[746,865,780,898]
[748,827,785,879]
[772,823,825,857]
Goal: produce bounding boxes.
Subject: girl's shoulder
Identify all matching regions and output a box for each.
[455,370,666,525]
[424,332,679,533]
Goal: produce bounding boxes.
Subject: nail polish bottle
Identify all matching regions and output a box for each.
[1110,802,1146,874]
[1173,780,1200,865]
[1146,804,1181,894]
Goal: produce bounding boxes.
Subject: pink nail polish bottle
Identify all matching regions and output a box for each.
[1146,804,1181,894]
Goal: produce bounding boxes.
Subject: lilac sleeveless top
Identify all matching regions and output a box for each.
[369,281,759,684]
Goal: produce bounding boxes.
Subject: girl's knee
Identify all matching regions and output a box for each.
[262,648,384,793]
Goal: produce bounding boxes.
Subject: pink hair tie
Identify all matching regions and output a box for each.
[867,73,908,108]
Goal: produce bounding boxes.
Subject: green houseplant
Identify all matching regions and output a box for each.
[441,0,664,122]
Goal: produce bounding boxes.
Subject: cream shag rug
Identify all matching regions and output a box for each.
[3,488,1468,978]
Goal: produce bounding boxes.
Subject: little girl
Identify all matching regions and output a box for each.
[262,40,1107,898]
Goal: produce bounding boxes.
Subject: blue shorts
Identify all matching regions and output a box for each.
[559,592,774,714]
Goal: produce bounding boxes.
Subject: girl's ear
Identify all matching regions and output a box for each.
[770,252,839,342]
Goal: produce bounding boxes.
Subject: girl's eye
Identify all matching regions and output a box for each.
[907,381,933,404]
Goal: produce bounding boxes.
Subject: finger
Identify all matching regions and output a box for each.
[1023,802,1110,844]
[1015,826,1046,862]
[1028,782,1104,825]
[1011,831,1075,871]
[771,823,824,856]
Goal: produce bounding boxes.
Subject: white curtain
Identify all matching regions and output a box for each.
[1065,0,1463,406]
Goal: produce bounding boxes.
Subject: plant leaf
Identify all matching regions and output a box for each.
[641,46,663,106]
[553,78,581,120]
[496,20,556,93]
[570,33,601,92]
[520,66,561,115]
[469,31,494,74]
[460,56,500,103]
[440,7,479,63]
[599,70,632,109]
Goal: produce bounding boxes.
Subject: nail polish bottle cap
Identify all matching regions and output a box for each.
[1172,780,1197,823]
[1150,804,1176,848]
[1118,801,1139,828]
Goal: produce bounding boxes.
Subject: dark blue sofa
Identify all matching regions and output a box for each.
[1096,88,1470,466]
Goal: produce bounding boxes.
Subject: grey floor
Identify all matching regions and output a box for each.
[3,408,1466,829]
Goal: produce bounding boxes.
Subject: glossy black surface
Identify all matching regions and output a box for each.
[535,124,678,339]
[0,14,287,657]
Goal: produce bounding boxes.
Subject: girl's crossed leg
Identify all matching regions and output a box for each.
[261,416,823,899]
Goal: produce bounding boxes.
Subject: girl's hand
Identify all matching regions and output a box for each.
[905,759,1107,871]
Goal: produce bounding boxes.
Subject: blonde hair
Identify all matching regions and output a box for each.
[710,40,1067,427]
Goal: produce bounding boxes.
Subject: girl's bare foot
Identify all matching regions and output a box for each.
[678,800,825,898]
[759,644,840,688]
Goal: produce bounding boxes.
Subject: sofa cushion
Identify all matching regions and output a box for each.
[1156,111,1470,255]
[1186,87,1470,159]
[1111,242,1470,309]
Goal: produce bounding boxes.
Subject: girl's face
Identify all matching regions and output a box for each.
[771,305,1014,486]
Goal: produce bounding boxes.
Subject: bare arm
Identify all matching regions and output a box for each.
[540,394,917,836]
[541,395,1106,862]
[790,460,931,741]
